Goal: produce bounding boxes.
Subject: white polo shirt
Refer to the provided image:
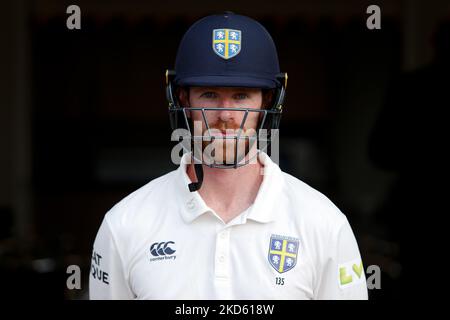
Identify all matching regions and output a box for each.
[89,152,368,300]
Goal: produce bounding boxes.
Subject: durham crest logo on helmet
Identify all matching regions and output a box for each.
[212,29,242,59]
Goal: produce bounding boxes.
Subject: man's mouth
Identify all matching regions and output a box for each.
[208,128,242,137]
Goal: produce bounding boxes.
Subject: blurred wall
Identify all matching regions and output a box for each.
[0,0,32,241]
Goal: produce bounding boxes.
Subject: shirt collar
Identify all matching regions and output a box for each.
[175,151,283,224]
[245,152,282,224]
[176,153,211,224]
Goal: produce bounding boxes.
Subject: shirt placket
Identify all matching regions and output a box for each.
[213,227,232,298]
[215,227,230,278]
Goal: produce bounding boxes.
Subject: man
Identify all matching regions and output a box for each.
[89,12,368,300]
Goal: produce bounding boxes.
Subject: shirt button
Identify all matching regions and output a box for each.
[219,255,225,263]
[220,232,227,239]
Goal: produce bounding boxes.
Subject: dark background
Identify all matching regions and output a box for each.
[1,0,448,300]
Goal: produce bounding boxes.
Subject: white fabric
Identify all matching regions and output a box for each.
[89,152,368,300]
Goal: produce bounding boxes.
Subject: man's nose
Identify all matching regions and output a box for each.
[218,97,234,122]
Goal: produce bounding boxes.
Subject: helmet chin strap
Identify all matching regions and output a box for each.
[188,163,204,192]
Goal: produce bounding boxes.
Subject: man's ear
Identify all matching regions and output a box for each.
[177,87,192,119]
[177,87,190,107]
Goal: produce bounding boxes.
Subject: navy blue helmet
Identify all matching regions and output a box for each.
[173,12,283,89]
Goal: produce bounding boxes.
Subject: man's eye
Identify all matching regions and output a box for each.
[200,92,217,99]
[234,93,248,100]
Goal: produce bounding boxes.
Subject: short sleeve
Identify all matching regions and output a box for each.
[89,217,135,300]
[315,217,368,300]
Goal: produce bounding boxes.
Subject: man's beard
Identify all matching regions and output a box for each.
[192,119,258,166]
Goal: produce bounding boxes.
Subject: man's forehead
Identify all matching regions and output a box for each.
[190,86,261,92]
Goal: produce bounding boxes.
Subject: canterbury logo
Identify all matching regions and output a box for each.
[150,241,176,256]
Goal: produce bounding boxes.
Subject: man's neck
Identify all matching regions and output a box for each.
[187,159,264,224]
